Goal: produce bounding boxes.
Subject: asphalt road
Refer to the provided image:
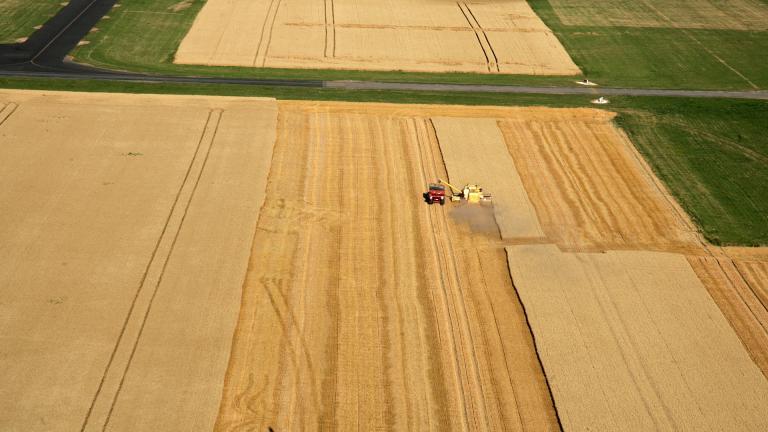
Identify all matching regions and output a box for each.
[1,0,766,101]
[324,81,768,99]
[0,0,118,70]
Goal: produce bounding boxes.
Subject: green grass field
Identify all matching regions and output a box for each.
[0,0,63,43]
[529,0,768,90]
[616,98,768,245]
[2,76,765,245]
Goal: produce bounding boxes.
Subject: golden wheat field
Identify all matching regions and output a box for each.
[2,91,768,431]
[174,0,580,74]
[0,90,277,431]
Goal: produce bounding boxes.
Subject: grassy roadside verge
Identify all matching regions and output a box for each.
[2,76,765,245]
[0,0,63,43]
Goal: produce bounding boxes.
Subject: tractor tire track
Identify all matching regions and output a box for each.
[410,118,471,431]
[457,2,498,72]
[80,109,223,432]
[323,0,336,58]
[0,102,18,127]
[412,117,491,430]
[253,0,282,67]
[463,3,499,72]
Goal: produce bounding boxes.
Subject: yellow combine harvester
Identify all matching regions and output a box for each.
[438,179,492,203]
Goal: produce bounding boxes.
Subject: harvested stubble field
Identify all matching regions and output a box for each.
[689,249,768,377]
[215,101,561,431]
[471,105,768,430]
[175,0,580,74]
[497,113,702,253]
[215,101,768,430]
[2,92,768,431]
[508,245,768,431]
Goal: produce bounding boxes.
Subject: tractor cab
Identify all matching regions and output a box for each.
[425,183,446,205]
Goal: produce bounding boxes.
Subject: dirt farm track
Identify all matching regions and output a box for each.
[1,90,768,431]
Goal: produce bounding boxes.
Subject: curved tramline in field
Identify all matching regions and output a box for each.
[174,0,580,74]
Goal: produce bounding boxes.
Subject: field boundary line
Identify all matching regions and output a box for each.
[0,102,18,127]
[212,105,293,431]
[474,250,524,430]
[503,248,565,430]
[688,255,768,379]
[614,126,702,242]
[79,109,223,432]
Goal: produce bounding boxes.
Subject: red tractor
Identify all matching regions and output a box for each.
[424,183,446,205]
